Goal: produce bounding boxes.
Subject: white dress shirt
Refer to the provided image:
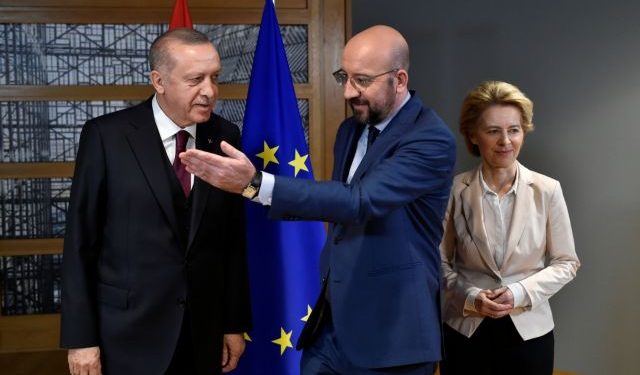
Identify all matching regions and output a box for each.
[464,167,530,314]
[152,95,197,188]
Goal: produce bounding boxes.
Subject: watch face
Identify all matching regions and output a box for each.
[242,185,258,199]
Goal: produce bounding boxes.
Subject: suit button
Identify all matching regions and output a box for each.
[177,298,187,308]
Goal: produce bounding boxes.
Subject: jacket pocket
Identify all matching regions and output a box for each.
[96,282,128,309]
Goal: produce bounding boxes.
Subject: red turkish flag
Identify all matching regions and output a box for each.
[169,0,193,29]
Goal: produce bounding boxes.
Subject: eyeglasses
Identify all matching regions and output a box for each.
[332,68,399,91]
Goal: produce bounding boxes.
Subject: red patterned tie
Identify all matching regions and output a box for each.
[173,130,191,197]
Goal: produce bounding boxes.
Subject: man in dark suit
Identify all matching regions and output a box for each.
[180,25,455,374]
[60,29,251,375]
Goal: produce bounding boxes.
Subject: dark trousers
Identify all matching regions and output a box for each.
[165,312,198,375]
[301,310,436,375]
[440,317,554,375]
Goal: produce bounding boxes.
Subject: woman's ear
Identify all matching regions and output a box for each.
[469,131,478,145]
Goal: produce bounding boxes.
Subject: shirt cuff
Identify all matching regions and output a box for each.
[463,289,481,316]
[507,282,530,308]
[254,171,274,206]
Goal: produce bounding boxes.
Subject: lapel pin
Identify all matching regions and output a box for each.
[208,138,213,144]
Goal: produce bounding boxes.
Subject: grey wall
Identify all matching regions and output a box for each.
[352,1,640,374]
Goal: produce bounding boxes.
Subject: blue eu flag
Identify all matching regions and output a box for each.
[234,1,325,374]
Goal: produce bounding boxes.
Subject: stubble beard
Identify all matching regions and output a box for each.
[349,83,396,125]
[350,99,390,125]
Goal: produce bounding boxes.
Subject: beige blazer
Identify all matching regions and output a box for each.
[440,163,580,340]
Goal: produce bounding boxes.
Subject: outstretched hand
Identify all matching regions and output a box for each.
[180,141,256,194]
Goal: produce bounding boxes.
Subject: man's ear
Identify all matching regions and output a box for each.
[395,69,409,92]
[150,70,165,94]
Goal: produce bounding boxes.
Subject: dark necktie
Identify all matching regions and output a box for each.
[173,130,191,197]
[367,126,380,150]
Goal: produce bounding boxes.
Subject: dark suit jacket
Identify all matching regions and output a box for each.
[60,98,251,375]
[268,93,456,368]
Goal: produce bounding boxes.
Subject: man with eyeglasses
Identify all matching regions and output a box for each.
[180,25,456,375]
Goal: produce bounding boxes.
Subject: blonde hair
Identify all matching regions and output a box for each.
[459,81,534,156]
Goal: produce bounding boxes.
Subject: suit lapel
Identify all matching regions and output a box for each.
[327,121,362,240]
[187,119,220,250]
[461,167,500,276]
[335,121,364,182]
[125,100,183,242]
[502,163,533,268]
[350,94,420,182]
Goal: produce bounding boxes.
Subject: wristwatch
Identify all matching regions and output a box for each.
[241,171,262,199]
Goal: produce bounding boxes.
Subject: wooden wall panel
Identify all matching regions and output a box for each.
[0,239,64,257]
[0,0,307,8]
[0,350,68,375]
[0,315,61,351]
[318,0,348,178]
[0,84,312,101]
[0,7,310,24]
[0,0,309,24]
[0,163,74,179]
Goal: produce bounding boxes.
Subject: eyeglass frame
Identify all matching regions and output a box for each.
[332,68,400,91]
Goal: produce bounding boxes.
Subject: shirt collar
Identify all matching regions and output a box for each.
[152,95,197,141]
[479,166,519,196]
[370,91,411,133]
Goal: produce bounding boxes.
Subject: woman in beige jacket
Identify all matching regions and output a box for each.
[439,81,580,375]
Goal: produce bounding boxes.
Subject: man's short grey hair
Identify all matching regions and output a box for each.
[149,28,212,72]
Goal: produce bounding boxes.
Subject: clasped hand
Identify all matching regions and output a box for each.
[474,287,514,319]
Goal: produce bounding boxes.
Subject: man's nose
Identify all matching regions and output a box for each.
[343,78,360,100]
[200,79,216,98]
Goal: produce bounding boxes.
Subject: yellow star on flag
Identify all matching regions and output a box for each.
[256,141,279,169]
[243,332,252,342]
[301,305,312,322]
[271,327,293,355]
[288,149,309,177]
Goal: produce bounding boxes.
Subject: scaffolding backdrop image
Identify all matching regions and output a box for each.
[0,23,309,316]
